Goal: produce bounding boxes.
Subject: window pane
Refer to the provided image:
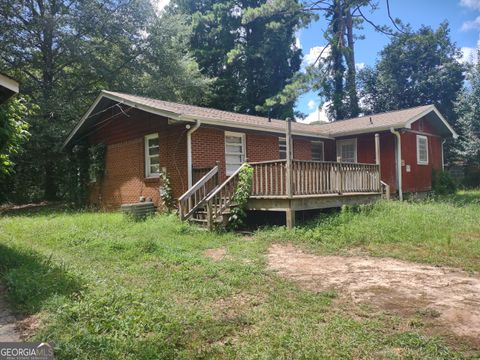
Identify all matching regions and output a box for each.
[150,156,159,165]
[226,145,242,153]
[341,144,355,162]
[148,138,159,147]
[149,147,159,156]
[226,164,241,174]
[150,164,160,174]
[226,154,243,164]
[226,135,242,144]
[312,142,324,161]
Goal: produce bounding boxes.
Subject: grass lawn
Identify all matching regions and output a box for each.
[0,191,479,359]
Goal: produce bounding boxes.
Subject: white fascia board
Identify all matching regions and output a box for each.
[177,114,333,140]
[405,105,458,139]
[0,73,19,94]
[328,125,404,138]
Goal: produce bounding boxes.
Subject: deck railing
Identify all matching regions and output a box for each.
[178,165,219,220]
[250,159,381,197]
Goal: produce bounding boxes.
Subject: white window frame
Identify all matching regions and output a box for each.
[416,135,429,165]
[311,141,325,161]
[279,137,287,159]
[336,138,357,163]
[145,133,160,178]
[225,131,246,176]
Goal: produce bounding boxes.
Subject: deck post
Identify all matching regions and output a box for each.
[337,156,343,194]
[206,201,213,230]
[285,207,295,229]
[285,117,293,198]
[375,133,381,191]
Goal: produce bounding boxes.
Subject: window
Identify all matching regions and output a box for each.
[311,141,324,161]
[417,135,428,165]
[279,137,287,159]
[145,133,160,177]
[336,138,357,163]
[225,131,245,175]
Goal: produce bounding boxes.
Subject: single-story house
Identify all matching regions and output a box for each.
[63,91,457,227]
[0,73,19,104]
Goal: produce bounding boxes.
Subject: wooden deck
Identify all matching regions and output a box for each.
[247,159,383,227]
[179,123,387,229]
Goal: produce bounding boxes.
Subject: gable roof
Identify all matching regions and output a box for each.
[63,91,458,148]
[317,105,458,138]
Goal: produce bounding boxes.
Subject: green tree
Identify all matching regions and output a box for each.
[0,97,32,202]
[358,22,464,124]
[171,0,307,119]
[249,0,404,121]
[0,1,211,202]
[0,97,30,177]
[455,50,480,166]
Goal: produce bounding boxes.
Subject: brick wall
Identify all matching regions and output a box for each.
[89,109,188,209]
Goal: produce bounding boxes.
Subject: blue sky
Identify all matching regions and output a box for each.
[296,0,480,122]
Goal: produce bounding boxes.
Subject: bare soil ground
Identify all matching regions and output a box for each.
[267,244,480,347]
[203,247,227,261]
[0,285,20,342]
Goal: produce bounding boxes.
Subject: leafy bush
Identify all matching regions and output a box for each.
[227,164,253,230]
[432,170,457,195]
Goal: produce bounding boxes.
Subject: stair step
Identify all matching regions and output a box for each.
[190,218,207,223]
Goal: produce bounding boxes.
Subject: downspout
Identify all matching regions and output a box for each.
[441,139,446,171]
[390,128,403,201]
[187,120,201,188]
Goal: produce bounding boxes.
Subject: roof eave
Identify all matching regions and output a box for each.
[177,114,333,140]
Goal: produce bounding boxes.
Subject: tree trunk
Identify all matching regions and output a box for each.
[345,5,360,118]
[44,161,57,200]
[331,0,346,120]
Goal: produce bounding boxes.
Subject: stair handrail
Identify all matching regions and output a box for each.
[205,163,248,229]
[380,180,390,200]
[178,165,219,220]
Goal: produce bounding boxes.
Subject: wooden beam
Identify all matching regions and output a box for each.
[285,208,295,229]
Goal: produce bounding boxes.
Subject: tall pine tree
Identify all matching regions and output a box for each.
[170,0,307,119]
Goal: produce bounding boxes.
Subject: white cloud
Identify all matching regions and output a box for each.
[307,99,317,110]
[295,32,302,49]
[152,0,170,13]
[298,102,330,124]
[461,46,478,63]
[355,62,366,71]
[460,0,480,10]
[461,16,480,31]
[460,35,480,64]
[304,45,330,66]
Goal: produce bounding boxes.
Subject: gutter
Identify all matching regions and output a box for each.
[441,139,446,171]
[187,120,201,188]
[390,128,403,201]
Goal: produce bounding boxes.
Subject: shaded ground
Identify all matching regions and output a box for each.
[0,285,20,342]
[268,244,480,347]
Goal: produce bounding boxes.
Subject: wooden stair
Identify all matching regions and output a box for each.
[179,164,246,229]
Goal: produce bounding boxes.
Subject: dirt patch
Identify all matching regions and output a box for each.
[0,285,20,342]
[203,248,227,261]
[16,315,41,340]
[267,244,480,346]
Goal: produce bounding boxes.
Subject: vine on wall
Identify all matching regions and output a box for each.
[88,144,107,182]
[159,169,175,212]
[227,164,253,230]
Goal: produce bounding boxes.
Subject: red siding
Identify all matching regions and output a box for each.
[401,118,443,192]
[336,116,445,194]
